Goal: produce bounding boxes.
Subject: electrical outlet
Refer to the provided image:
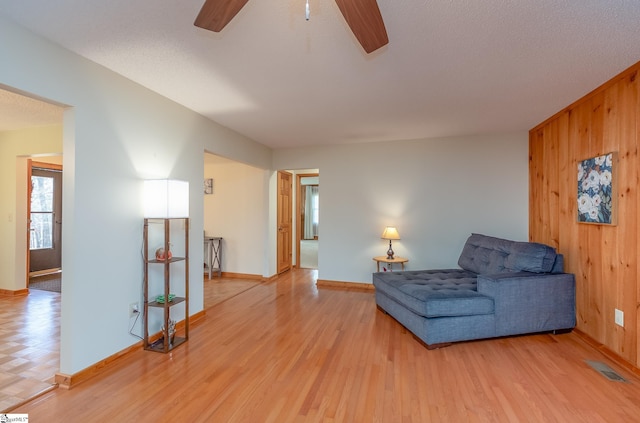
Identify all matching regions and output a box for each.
[615,308,624,327]
[129,302,140,318]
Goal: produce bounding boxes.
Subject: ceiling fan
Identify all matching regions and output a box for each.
[194,0,389,54]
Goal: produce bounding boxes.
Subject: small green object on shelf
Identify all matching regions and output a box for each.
[155,294,176,303]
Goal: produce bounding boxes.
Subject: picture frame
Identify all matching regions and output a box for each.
[204,178,213,195]
[577,152,617,225]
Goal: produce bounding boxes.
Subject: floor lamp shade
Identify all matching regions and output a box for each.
[143,179,190,218]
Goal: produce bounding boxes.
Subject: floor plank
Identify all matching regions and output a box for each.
[12,269,640,421]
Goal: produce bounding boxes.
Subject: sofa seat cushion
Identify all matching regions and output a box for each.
[458,233,558,274]
[373,269,494,318]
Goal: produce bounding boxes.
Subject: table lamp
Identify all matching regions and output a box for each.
[381,226,400,259]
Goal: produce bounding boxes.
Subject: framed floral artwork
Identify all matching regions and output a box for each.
[577,152,617,225]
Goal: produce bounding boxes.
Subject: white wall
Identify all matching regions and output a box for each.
[204,153,269,276]
[0,16,271,375]
[0,126,63,291]
[273,133,529,283]
[0,14,529,376]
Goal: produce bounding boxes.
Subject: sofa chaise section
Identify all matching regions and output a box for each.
[373,233,576,348]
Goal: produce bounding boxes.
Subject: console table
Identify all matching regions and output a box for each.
[204,237,222,278]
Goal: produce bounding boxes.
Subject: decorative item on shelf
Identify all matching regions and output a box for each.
[161,319,177,346]
[381,226,400,259]
[155,246,173,261]
[155,294,176,303]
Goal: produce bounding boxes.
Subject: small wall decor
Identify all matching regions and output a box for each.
[204,178,213,195]
[577,152,617,225]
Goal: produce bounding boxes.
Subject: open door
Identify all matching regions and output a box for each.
[28,161,63,275]
[277,171,292,274]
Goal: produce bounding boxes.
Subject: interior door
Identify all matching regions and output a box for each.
[277,171,292,274]
[29,164,63,272]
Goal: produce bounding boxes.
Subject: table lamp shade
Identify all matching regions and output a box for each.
[381,227,400,240]
[144,179,190,218]
[381,226,400,259]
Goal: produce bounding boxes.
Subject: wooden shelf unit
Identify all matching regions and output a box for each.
[143,218,189,353]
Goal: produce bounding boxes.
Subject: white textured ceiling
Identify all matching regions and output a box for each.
[2,1,640,148]
[0,88,64,131]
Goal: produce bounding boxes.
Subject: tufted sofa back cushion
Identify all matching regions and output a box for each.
[458,233,558,275]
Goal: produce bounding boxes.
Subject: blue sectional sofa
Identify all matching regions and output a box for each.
[373,233,576,348]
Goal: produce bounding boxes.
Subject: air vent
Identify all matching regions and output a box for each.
[586,360,627,383]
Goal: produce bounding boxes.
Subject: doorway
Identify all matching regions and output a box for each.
[0,86,65,410]
[296,173,319,269]
[28,161,63,292]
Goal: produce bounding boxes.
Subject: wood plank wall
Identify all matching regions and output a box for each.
[529,61,639,368]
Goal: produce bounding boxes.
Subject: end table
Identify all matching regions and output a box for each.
[373,256,408,272]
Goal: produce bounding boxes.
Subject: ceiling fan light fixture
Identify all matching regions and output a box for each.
[194,0,251,32]
[194,0,388,54]
[334,0,388,53]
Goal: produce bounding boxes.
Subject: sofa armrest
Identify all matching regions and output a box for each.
[477,272,576,336]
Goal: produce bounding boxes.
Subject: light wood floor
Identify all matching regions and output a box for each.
[0,289,59,411]
[11,269,640,421]
[0,274,261,412]
[203,276,262,308]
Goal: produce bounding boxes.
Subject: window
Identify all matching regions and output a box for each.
[311,188,319,225]
[304,185,319,239]
[30,175,54,250]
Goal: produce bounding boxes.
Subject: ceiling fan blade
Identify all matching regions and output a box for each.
[194,0,250,32]
[334,0,388,54]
